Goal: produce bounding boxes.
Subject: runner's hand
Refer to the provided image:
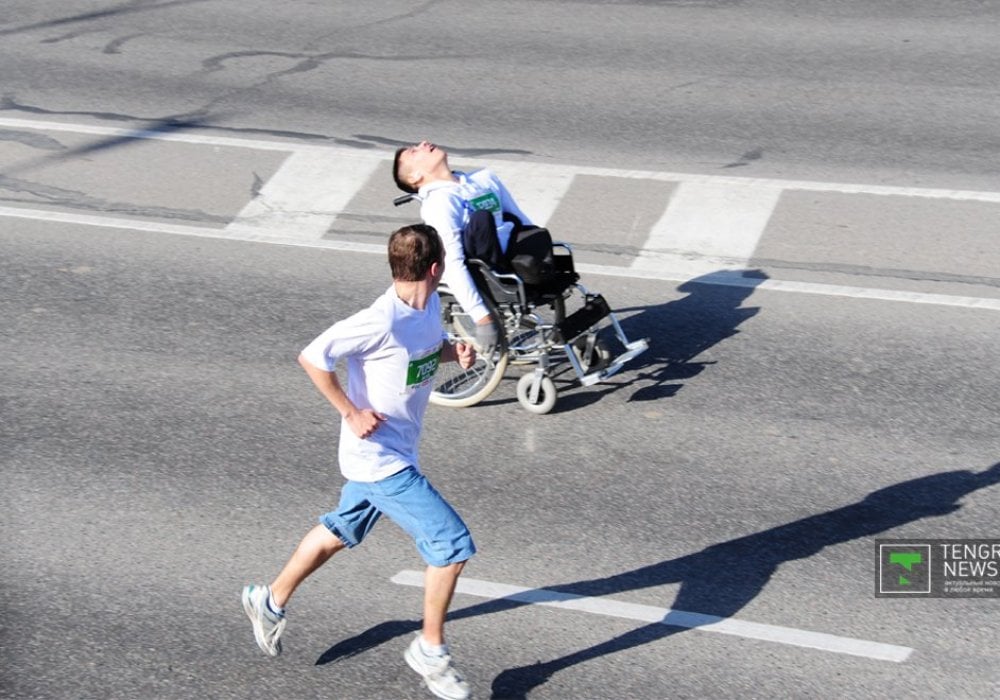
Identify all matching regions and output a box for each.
[455,342,476,369]
[345,408,386,439]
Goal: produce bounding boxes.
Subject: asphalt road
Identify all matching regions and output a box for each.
[3,221,999,699]
[1,0,998,190]
[2,2,999,699]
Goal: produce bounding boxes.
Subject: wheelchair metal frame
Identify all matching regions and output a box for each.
[443,243,648,413]
[393,191,647,413]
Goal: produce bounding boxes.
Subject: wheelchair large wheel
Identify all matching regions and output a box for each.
[430,291,509,408]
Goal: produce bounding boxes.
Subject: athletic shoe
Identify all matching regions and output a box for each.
[241,584,286,656]
[404,634,471,700]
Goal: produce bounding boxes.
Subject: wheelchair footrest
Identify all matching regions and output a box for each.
[580,338,649,386]
[556,294,611,343]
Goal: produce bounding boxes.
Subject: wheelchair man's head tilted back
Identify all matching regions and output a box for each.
[393,141,448,195]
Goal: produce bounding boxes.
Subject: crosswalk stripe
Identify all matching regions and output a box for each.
[225,148,382,239]
[487,161,576,226]
[633,181,783,271]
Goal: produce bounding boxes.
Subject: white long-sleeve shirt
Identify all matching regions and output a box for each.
[417,169,533,322]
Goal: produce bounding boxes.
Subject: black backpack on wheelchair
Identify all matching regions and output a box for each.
[461,209,557,286]
[507,225,557,285]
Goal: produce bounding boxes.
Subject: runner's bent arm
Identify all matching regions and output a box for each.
[297,353,385,439]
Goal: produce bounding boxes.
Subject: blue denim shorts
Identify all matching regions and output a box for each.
[319,466,476,567]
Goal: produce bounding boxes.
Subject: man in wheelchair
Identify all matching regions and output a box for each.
[393,141,552,353]
[392,140,648,414]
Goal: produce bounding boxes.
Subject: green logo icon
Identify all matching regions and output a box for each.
[878,543,931,595]
[889,552,922,585]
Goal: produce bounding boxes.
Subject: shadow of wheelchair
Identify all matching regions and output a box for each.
[544,269,768,412]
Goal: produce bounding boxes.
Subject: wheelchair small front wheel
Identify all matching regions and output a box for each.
[516,373,557,415]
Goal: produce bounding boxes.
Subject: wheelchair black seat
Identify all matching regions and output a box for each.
[467,243,578,309]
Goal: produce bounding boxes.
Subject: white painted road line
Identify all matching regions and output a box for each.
[0,205,387,251]
[225,148,382,239]
[585,262,1000,312]
[3,116,999,203]
[390,570,914,663]
[0,115,337,153]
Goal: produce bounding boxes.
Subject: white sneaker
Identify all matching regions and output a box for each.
[241,584,286,656]
[404,634,471,700]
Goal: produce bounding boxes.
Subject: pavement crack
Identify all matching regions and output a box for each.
[103,33,145,54]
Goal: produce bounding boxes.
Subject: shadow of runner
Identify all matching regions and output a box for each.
[315,619,420,666]
[482,462,1000,698]
[314,463,1000,692]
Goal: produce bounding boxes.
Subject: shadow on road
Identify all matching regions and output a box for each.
[316,462,1000,699]
[550,269,767,412]
[0,109,223,179]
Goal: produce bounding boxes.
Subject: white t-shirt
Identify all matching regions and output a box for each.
[418,169,533,322]
[300,287,445,482]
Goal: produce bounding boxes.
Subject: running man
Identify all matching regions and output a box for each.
[242,223,476,700]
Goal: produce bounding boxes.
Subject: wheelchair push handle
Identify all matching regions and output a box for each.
[393,193,417,207]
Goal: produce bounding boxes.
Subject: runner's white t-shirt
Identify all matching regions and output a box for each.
[300,287,444,482]
[418,169,533,322]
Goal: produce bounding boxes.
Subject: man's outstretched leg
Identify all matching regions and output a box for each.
[242,524,346,656]
[405,561,471,700]
[422,561,466,645]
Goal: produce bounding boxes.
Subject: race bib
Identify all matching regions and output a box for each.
[405,346,442,390]
[468,191,501,214]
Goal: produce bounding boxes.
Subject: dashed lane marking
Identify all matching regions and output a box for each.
[2,116,999,311]
[391,569,914,663]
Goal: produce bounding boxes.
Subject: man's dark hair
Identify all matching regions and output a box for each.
[388,224,443,281]
[393,147,418,194]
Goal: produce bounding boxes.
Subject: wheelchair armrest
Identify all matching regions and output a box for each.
[467,258,529,309]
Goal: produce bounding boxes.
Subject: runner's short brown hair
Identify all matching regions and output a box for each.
[388,224,443,281]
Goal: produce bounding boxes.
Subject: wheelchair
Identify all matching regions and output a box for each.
[394,195,648,414]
